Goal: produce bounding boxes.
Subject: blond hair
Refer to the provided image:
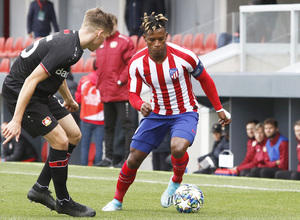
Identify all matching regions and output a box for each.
[141,12,168,34]
[254,122,264,131]
[82,7,113,35]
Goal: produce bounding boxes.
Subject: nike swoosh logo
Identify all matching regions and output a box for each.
[144,73,151,77]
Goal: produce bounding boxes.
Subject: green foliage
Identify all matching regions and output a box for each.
[1,162,300,219]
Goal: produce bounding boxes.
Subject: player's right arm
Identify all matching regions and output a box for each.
[128,60,152,117]
[2,65,49,144]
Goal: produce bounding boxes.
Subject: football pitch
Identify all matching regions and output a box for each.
[1,162,300,219]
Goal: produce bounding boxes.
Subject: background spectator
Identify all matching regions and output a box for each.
[250,118,289,178]
[275,120,300,180]
[193,123,223,174]
[75,63,104,166]
[125,0,144,37]
[233,122,268,176]
[124,0,167,38]
[142,0,166,17]
[27,0,59,39]
[95,14,136,168]
[152,130,172,171]
[217,0,278,48]
[1,122,38,162]
[232,119,259,175]
[194,124,230,174]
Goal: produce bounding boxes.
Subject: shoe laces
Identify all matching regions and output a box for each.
[39,187,53,197]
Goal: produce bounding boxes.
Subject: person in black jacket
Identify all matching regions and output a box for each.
[27,0,59,38]
[1,122,38,162]
[194,124,229,174]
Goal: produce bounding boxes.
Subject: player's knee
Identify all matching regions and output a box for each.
[50,136,69,150]
[170,143,187,159]
[127,156,142,169]
[127,152,145,169]
[69,129,82,145]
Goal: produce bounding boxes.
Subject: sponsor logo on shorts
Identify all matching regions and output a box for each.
[42,116,52,126]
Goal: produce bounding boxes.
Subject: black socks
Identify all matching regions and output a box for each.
[48,147,69,200]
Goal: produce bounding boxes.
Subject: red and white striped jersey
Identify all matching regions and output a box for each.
[129,42,205,115]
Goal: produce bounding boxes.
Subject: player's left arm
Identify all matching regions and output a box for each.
[58,79,79,112]
[191,60,231,125]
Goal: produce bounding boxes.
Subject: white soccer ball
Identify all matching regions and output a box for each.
[173,184,204,213]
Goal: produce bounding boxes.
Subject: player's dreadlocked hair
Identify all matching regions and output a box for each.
[141,12,168,34]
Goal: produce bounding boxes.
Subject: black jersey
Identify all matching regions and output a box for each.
[2,30,83,100]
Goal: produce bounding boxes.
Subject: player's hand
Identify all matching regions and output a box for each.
[140,102,152,117]
[217,108,231,126]
[64,99,79,112]
[2,120,21,145]
[230,166,238,172]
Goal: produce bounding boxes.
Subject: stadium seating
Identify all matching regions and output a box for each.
[136,36,147,52]
[0,37,5,52]
[71,58,84,73]
[0,37,14,58]
[0,58,10,73]
[171,34,182,46]
[130,35,138,51]
[83,58,95,72]
[8,37,24,58]
[182,34,193,50]
[23,37,34,48]
[200,33,217,55]
[166,34,171,42]
[192,33,205,55]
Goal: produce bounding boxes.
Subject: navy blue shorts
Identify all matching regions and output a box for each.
[131,112,199,153]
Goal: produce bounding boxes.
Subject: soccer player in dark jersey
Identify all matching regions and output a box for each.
[1,8,113,217]
[102,12,231,212]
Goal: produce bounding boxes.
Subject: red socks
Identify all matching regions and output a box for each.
[113,152,189,203]
[171,152,189,183]
[114,160,138,203]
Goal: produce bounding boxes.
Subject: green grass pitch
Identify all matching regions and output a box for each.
[1,162,300,219]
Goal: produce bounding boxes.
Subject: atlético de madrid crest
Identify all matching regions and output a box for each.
[169,68,179,79]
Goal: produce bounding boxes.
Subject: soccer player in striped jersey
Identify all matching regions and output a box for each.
[102,12,231,211]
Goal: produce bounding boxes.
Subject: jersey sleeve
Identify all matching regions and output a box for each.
[128,60,144,111]
[40,46,70,75]
[39,36,71,75]
[194,66,223,111]
[173,46,222,111]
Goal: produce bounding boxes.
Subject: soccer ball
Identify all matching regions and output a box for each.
[173,184,204,213]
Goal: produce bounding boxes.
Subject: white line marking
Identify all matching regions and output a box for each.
[1,170,300,192]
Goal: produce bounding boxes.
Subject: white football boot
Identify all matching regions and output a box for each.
[102,199,122,211]
[160,176,180,208]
